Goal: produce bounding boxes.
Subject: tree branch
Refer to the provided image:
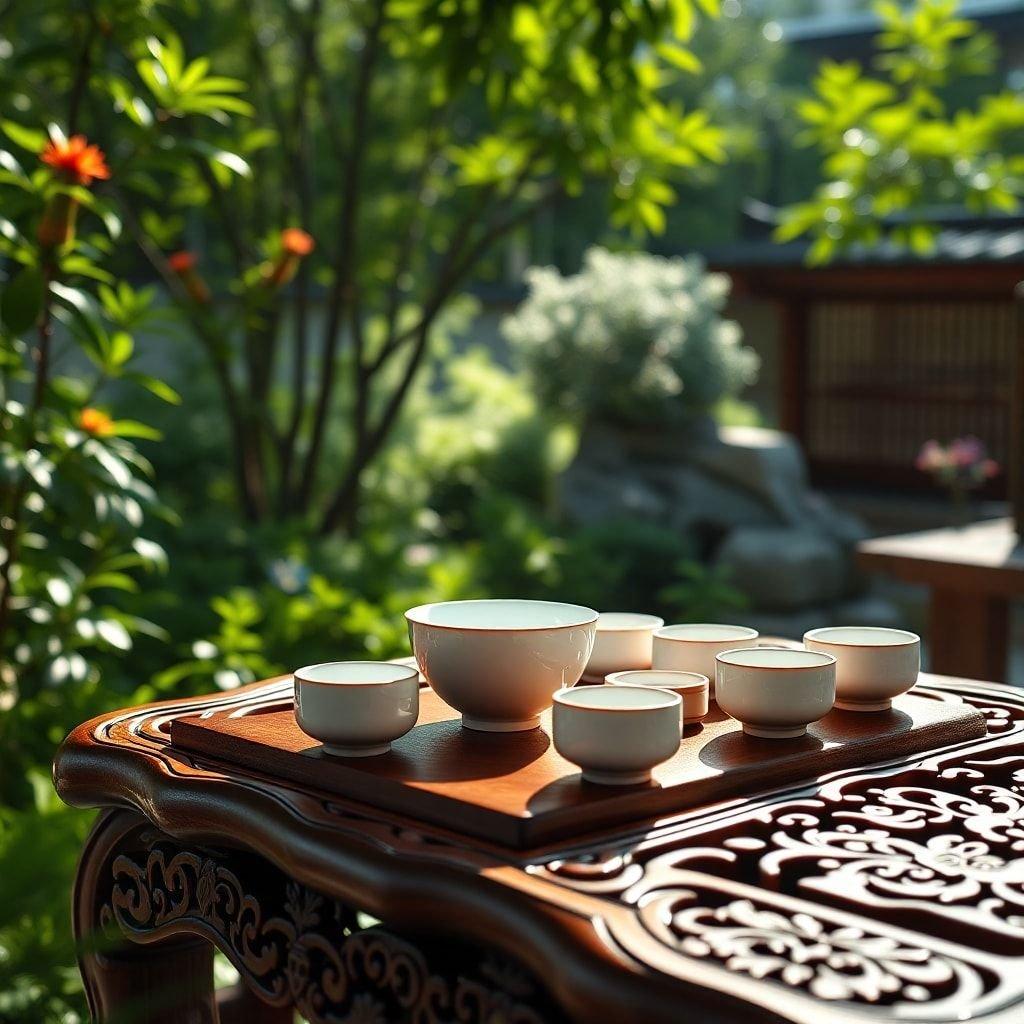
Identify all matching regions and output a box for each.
[379,110,448,348]
[297,0,386,509]
[115,189,266,521]
[276,0,322,513]
[317,181,562,535]
[0,263,54,658]
[67,13,97,135]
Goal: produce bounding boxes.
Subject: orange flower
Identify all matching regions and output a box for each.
[40,135,111,186]
[264,228,315,288]
[167,250,211,304]
[79,407,114,437]
[168,251,198,273]
[281,228,315,256]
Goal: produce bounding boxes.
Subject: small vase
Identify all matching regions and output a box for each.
[949,485,971,528]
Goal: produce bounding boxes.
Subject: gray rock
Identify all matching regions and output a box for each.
[738,594,903,643]
[686,425,812,528]
[738,608,832,643]
[830,594,903,629]
[714,526,848,612]
[559,462,669,526]
[558,420,873,615]
[650,464,779,533]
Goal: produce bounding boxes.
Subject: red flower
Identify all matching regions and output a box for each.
[167,250,211,304]
[40,135,111,186]
[168,251,198,273]
[281,228,314,256]
[79,407,114,437]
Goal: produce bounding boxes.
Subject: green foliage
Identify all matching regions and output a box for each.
[0,147,179,811]
[777,0,1024,262]
[0,0,730,532]
[396,0,726,234]
[0,2,752,1018]
[503,247,759,426]
[0,775,94,1023]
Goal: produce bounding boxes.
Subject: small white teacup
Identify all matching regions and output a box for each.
[294,661,420,757]
[552,684,681,785]
[653,624,759,698]
[716,647,836,739]
[606,670,709,727]
[584,612,665,680]
[803,627,920,711]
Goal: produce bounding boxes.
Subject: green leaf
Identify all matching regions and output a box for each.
[59,256,115,284]
[1,121,47,153]
[133,536,169,571]
[1,266,45,334]
[129,373,181,405]
[46,577,73,607]
[108,331,134,368]
[209,149,250,177]
[110,419,162,440]
[84,572,139,593]
[96,618,132,651]
[657,43,702,74]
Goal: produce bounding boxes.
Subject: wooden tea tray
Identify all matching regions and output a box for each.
[170,681,986,849]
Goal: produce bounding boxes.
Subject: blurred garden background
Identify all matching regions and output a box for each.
[2,0,1024,1019]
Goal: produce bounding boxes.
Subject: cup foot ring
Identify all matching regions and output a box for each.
[581,768,652,786]
[462,715,541,733]
[742,724,807,739]
[322,742,392,757]
[834,698,893,712]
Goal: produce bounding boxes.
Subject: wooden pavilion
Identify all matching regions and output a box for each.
[706,204,1024,504]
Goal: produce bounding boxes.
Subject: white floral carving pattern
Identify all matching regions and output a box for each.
[762,765,1024,939]
[640,890,983,1006]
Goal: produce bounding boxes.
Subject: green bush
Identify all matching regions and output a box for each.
[502,247,760,427]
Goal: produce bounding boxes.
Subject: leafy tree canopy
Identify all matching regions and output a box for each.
[777,0,1024,263]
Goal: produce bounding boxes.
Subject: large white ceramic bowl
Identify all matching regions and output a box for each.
[803,626,920,711]
[406,599,598,732]
[606,669,710,726]
[294,661,420,756]
[552,684,681,785]
[652,624,759,698]
[584,612,665,680]
[716,646,836,739]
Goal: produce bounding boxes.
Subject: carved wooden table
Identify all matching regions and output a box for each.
[55,673,1024,1024]
[857,518,1023,682]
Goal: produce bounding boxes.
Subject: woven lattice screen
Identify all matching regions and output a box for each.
[804,299,1012,493]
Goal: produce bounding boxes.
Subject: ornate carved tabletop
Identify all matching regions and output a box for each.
[54,674,1024,1024]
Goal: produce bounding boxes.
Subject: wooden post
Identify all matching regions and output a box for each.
[1013,282,1024,539]
[778,297,808,441]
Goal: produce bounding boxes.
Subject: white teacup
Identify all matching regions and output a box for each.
[803,626,920,711]
[715,647,836,738]
[606,669,709,726]
[584,612,665,680]
[653,624,759,698]
[294,661,420,757]
[406,599,597,732]
[552,684,681,785]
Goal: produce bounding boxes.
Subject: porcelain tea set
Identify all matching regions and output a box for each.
[292,598,921,785]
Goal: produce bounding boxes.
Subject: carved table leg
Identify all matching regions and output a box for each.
[217,983,294,1024]
[71,809,564,1024]
[74,810,221,1023]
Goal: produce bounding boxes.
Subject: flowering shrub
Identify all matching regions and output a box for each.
[0,129,177,805]
[502,248,759,427]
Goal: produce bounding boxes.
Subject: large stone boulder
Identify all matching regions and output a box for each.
[558,419,894,632]
[712,526,848,611]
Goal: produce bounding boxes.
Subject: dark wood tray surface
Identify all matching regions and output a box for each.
[169,682,986,849]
